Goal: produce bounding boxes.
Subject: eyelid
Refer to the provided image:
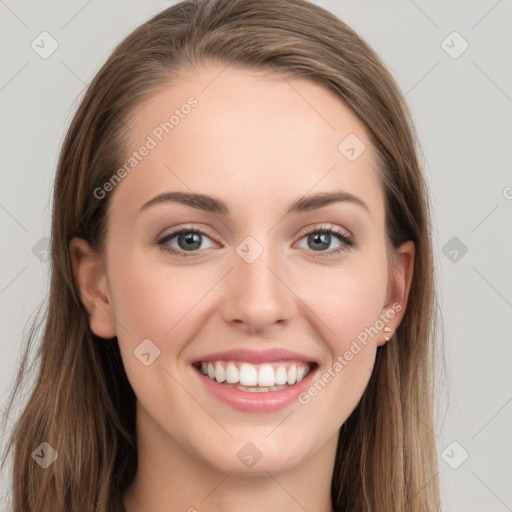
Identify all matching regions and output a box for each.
[157,224,216,242]
[296,223,354,241]
[157,222,356,257]
[293,223,356,259]
[156,224,219,257]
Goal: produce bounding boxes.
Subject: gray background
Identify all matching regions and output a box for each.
[1,1,511,511]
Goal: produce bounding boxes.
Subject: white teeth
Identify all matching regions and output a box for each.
[226,362,239,384]
[198,360,312,389]
[258,364,275,387]
[275,366,288,385]
[239,363,258,386]
[287,365,297,385]
[215,361,226,383]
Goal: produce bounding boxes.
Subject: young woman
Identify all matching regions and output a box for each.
[1,0,442,511]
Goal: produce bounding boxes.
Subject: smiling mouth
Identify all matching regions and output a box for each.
[192,360,317,392]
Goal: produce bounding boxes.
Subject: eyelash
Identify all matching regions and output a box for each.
[156,224,355,259]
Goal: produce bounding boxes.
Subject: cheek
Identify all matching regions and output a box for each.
[295,259,388,412]
[106,256,216,418]
[300,261,389,349]
[107,250,215,358]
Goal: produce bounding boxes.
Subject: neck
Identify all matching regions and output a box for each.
[123,405,337,512]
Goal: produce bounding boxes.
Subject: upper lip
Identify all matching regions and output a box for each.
[193,348,316,365]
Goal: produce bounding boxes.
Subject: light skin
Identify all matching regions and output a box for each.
[70,64,414,512]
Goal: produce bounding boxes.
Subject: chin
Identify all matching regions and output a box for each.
[193,434,315,476]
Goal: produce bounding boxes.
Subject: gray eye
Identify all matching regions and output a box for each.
[297,231,343,252]
[176,232,202,251]
[163,231,214,252]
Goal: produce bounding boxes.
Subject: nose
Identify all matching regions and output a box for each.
[220,243,297,335]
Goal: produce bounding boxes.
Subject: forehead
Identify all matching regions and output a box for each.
[110,64,384,224]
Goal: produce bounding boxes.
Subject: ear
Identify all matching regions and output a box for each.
[69,237,117,339]
[377,240,415,347]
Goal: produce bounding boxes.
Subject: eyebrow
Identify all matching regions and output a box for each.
[137,190,369,216]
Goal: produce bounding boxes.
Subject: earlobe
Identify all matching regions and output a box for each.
[69,237,117,339]
[377,240,415,347]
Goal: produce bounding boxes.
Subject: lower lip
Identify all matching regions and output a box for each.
[193,365,317,413]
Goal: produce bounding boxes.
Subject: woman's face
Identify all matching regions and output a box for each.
[73,64,413,476]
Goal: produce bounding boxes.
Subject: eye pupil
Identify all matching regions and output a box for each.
[178,232,202,250]
[308,232,330,251]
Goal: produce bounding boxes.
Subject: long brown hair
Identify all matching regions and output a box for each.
[1,1,442,510]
